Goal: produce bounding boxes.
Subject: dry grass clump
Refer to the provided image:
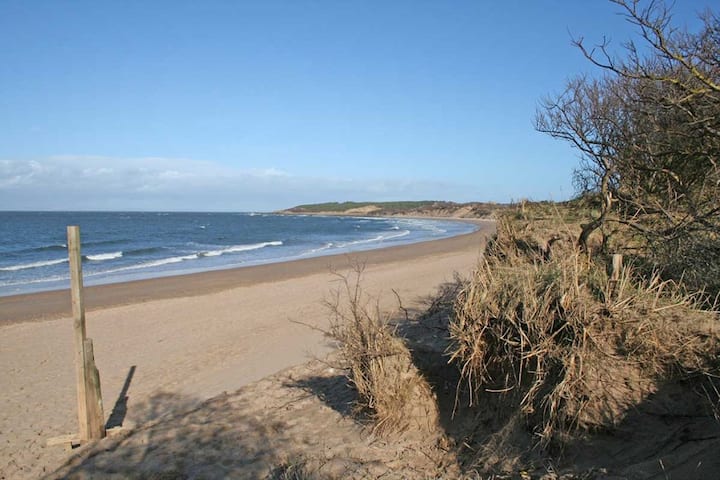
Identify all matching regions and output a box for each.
[449,211,720,447]
[649,232,720,307]
[269,460,321,480]
[325,265,439,436]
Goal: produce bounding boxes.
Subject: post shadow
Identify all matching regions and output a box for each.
[106,365,136,430]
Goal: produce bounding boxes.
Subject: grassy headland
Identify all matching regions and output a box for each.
[280,200,506,218]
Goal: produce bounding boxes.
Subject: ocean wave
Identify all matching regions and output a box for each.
[382,229,412,240]
[34,243,67,252]
[336,230,411,248]
[202,241,283,257]
[101,254,200,274]
[7,243,67,255]
[0,258,68,271]
[303,242,334,255]
[397,219,447,234]
[125,247,166,256]
[0,274,70,288]
[94,241,283,274]
[83,239,128,247]
[85,251,123,261]
[139,254,199,268]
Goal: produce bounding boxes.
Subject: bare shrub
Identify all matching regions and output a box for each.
[536,0,720,300]
[325,264,439,436]
[449,212,720,447]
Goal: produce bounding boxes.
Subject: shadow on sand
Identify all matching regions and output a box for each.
[105,365,136,430]
[47,388,310,479]
[46,280,720,479]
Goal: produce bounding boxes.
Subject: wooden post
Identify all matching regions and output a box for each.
[611,254,623,282]
[609,253,623,299]
[84,338,106,439]
[67,226,105,441]
[68,226,89,441]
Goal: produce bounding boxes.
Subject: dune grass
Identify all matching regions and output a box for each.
[449,205,720,448]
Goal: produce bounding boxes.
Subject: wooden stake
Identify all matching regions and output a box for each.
[609,253,623,299]
[67,226,89,441]
[611,254,623,282]
[84,338,106,439]
[67,226,105,442]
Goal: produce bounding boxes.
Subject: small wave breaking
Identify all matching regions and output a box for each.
[202,241,283,257]
[85,251,123,261]
[303,242,334,255]
[0,258,68,271]
[7,244,67,256]
[336,230,411,248]
[102,254,200,274]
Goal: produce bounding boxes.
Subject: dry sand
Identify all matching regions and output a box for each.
[0,221,494,479]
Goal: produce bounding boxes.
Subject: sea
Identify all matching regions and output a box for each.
[0,211,477,297]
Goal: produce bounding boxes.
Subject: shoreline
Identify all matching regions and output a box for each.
[1,217,494,480]
[0,219,494,325]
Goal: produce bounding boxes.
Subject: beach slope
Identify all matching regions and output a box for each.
[0,221,494,479]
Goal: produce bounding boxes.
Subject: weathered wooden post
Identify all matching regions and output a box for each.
[609,253,623,298]
[83,338,105,439]
[67,226,105,441]
[611,254,623,282]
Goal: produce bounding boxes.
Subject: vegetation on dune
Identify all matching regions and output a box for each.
[450,206,720,450]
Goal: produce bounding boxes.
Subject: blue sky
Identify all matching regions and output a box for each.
[0,1,714,211]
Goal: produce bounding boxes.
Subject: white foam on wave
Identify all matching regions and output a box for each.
[98,254,200,275]
[0,258,68,271]
[396,219,447,234]
[336,230,411,248]
[303,242,334,255]
[85,241,284,277]
[142,254,199,268]
[86,251,123,261]
[0,273,70,288]
[203,241,283,257]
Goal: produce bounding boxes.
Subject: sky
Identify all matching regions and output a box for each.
[0,0,714,212]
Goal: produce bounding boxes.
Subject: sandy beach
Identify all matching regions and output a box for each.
[0,220,494,479]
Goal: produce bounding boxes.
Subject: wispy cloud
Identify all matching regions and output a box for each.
[0,156,480,211]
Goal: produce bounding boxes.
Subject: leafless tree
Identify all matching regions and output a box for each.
[537,0,720,295]
[535,75,630,251]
